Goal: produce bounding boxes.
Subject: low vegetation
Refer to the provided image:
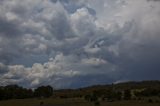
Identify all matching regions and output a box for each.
[0,85,53,100]
[0,80,160,106]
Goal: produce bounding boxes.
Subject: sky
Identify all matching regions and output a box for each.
[0,0,160,89]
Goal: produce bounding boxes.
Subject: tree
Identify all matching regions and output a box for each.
[0,87,5,100]
[124,89,131,100]
[34,85,53,98]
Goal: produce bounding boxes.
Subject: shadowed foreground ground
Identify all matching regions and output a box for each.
[0,98,160,106]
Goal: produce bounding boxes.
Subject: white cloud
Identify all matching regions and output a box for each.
[70,7,96,36]
[81,58,107,66]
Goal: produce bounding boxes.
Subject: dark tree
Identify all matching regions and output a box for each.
[124,89,131,100]
[0,87,5,100]
[0,85,34,100]
[34,85,53,98]
[84,93,98,102]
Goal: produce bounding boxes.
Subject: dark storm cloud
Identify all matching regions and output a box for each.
[0,18,22,38]
[0,0,160,88]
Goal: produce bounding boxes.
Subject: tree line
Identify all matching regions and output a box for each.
[0,85,53,100]
[53,81,160,102]
[0,80,160,102]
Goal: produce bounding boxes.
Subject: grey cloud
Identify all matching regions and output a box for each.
[0,63,8,74]
[0,0,160,88]
[147,0,160,2]
[0,19,22,38]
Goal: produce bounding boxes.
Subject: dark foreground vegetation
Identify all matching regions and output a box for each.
[0,80,160,106]
[0,85,53,100]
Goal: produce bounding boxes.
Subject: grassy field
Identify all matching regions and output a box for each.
[0,98,160,106]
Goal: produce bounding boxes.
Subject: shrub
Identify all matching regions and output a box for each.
[148,99,153,103]
[124,89,131,100]
[34,85,53,98]
[94,101,100,106]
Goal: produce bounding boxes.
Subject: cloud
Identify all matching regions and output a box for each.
[147,0,160,2]
[0,0,160,88]
[0,54,81,88]
[81,58,107,66]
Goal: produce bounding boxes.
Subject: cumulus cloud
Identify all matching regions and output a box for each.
[0,53,81,88]
[0,0,160,88]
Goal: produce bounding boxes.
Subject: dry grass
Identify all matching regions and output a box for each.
[0,98,160,106]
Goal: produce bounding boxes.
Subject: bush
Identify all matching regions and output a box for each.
[84,95,91,101]
[155,100,159,103]
[138,97,142,101]
[94,101,100,106]
[40,101,44,105]
[34,85,53,98]
[124,89,131,100]
[148,99,153,103]
[84,94,98,102]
